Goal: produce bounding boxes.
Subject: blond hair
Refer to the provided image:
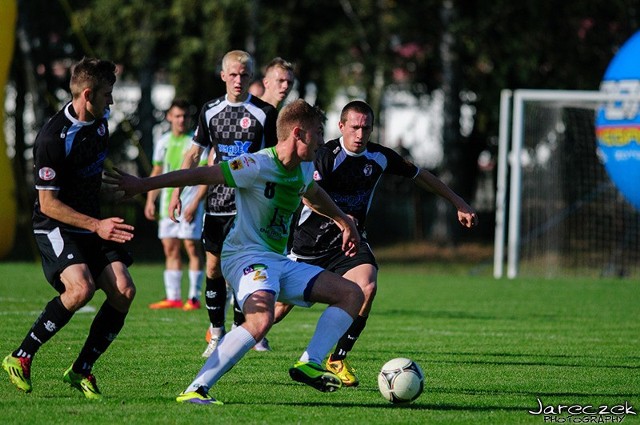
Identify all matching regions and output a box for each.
[222,50,254,74]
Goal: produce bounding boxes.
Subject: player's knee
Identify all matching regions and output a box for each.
[344,281,365,312]
[243,315,273,341]
[65,281,96,308]
[108,284,136,312]
[122,282,136,304]
[360,280,377,302]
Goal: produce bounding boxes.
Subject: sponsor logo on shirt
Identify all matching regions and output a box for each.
[220,141,253,160]
[230,159,243,170]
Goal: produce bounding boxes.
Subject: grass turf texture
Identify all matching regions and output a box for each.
[0,262,638,424]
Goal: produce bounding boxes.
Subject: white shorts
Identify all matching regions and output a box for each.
[222,250,325,311]
[158,212,204,240]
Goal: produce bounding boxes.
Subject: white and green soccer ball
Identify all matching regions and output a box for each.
[377,357,424,404]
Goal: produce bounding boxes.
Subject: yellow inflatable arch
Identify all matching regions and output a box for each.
[0,0,18,258]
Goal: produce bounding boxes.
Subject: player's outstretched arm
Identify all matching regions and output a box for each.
[302,184,359,256]
[415,169,479,228]
[103,166,226,200]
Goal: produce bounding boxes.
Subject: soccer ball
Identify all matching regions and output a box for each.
[377,358,424,404]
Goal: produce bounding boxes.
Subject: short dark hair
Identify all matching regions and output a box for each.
[168,98,191,112]
[340,100,375,126]
[70,57,117,99]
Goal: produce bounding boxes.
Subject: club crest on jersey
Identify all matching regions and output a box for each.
[313,170,322,181]
[39,167,56,181]
[230,159,244,170]
[363,164,373,176]
[97,123,106,136]
[240,116,251,129]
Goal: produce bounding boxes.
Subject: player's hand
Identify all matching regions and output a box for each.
[96,217,134,243]
[457,205,479,229]
[103,168,144,200]
[168,190,182,223]
[339,216,360,257]
[181,202,196,223]
[144,202,156,221]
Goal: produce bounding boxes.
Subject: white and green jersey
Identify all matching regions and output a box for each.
[219,147,315,256]
[152,132,206,219]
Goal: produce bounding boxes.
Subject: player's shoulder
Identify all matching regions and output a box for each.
[318,138,341,155]
[225,151,264,179]
[203,96,226,111]
[248,95,277,119]
[155,131,171,144]
[365,141,392,154]
[37,108,72,142]
[248,95,274,110]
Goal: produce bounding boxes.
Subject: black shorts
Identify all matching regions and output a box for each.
[201,215,235,255]
[289,240,378,276]
[34,229,133,293]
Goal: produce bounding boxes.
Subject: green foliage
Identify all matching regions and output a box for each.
[1,262,638,424]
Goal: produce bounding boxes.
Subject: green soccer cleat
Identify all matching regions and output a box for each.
[3,355,32,393]
[289,361,342,392]
[63,366,102,400]
[176,387,223,405]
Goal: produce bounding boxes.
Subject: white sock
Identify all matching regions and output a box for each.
[185,326,256,393]
[188,270,203,300]
[164,270,182,301]
[299,306,353,365]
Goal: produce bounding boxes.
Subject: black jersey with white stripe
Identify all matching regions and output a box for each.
[193,94,277,215]
[291,137,419,258]
[32,103,110,233]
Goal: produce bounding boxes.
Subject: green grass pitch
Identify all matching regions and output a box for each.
[0,261,638,424]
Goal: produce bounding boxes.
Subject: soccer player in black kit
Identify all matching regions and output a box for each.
[2,58,136,400]
[283,100,479,387]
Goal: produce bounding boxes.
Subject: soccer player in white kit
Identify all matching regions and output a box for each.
[105,99,364,404]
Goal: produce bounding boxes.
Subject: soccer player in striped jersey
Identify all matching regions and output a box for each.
[169,50,278,357]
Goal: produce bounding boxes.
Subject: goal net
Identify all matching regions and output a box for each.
[494,90,640,279]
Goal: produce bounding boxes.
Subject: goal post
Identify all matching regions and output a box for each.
[494,89,640,279]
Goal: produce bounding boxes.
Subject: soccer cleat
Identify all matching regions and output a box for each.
[326,357,359,387]
[149,299,183,309]
[176,387,223,405]
[183,299,201,311]
[252,337,271,352]
[2,355,32,393]
[289,361,342,392]
[63,366,102,400]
